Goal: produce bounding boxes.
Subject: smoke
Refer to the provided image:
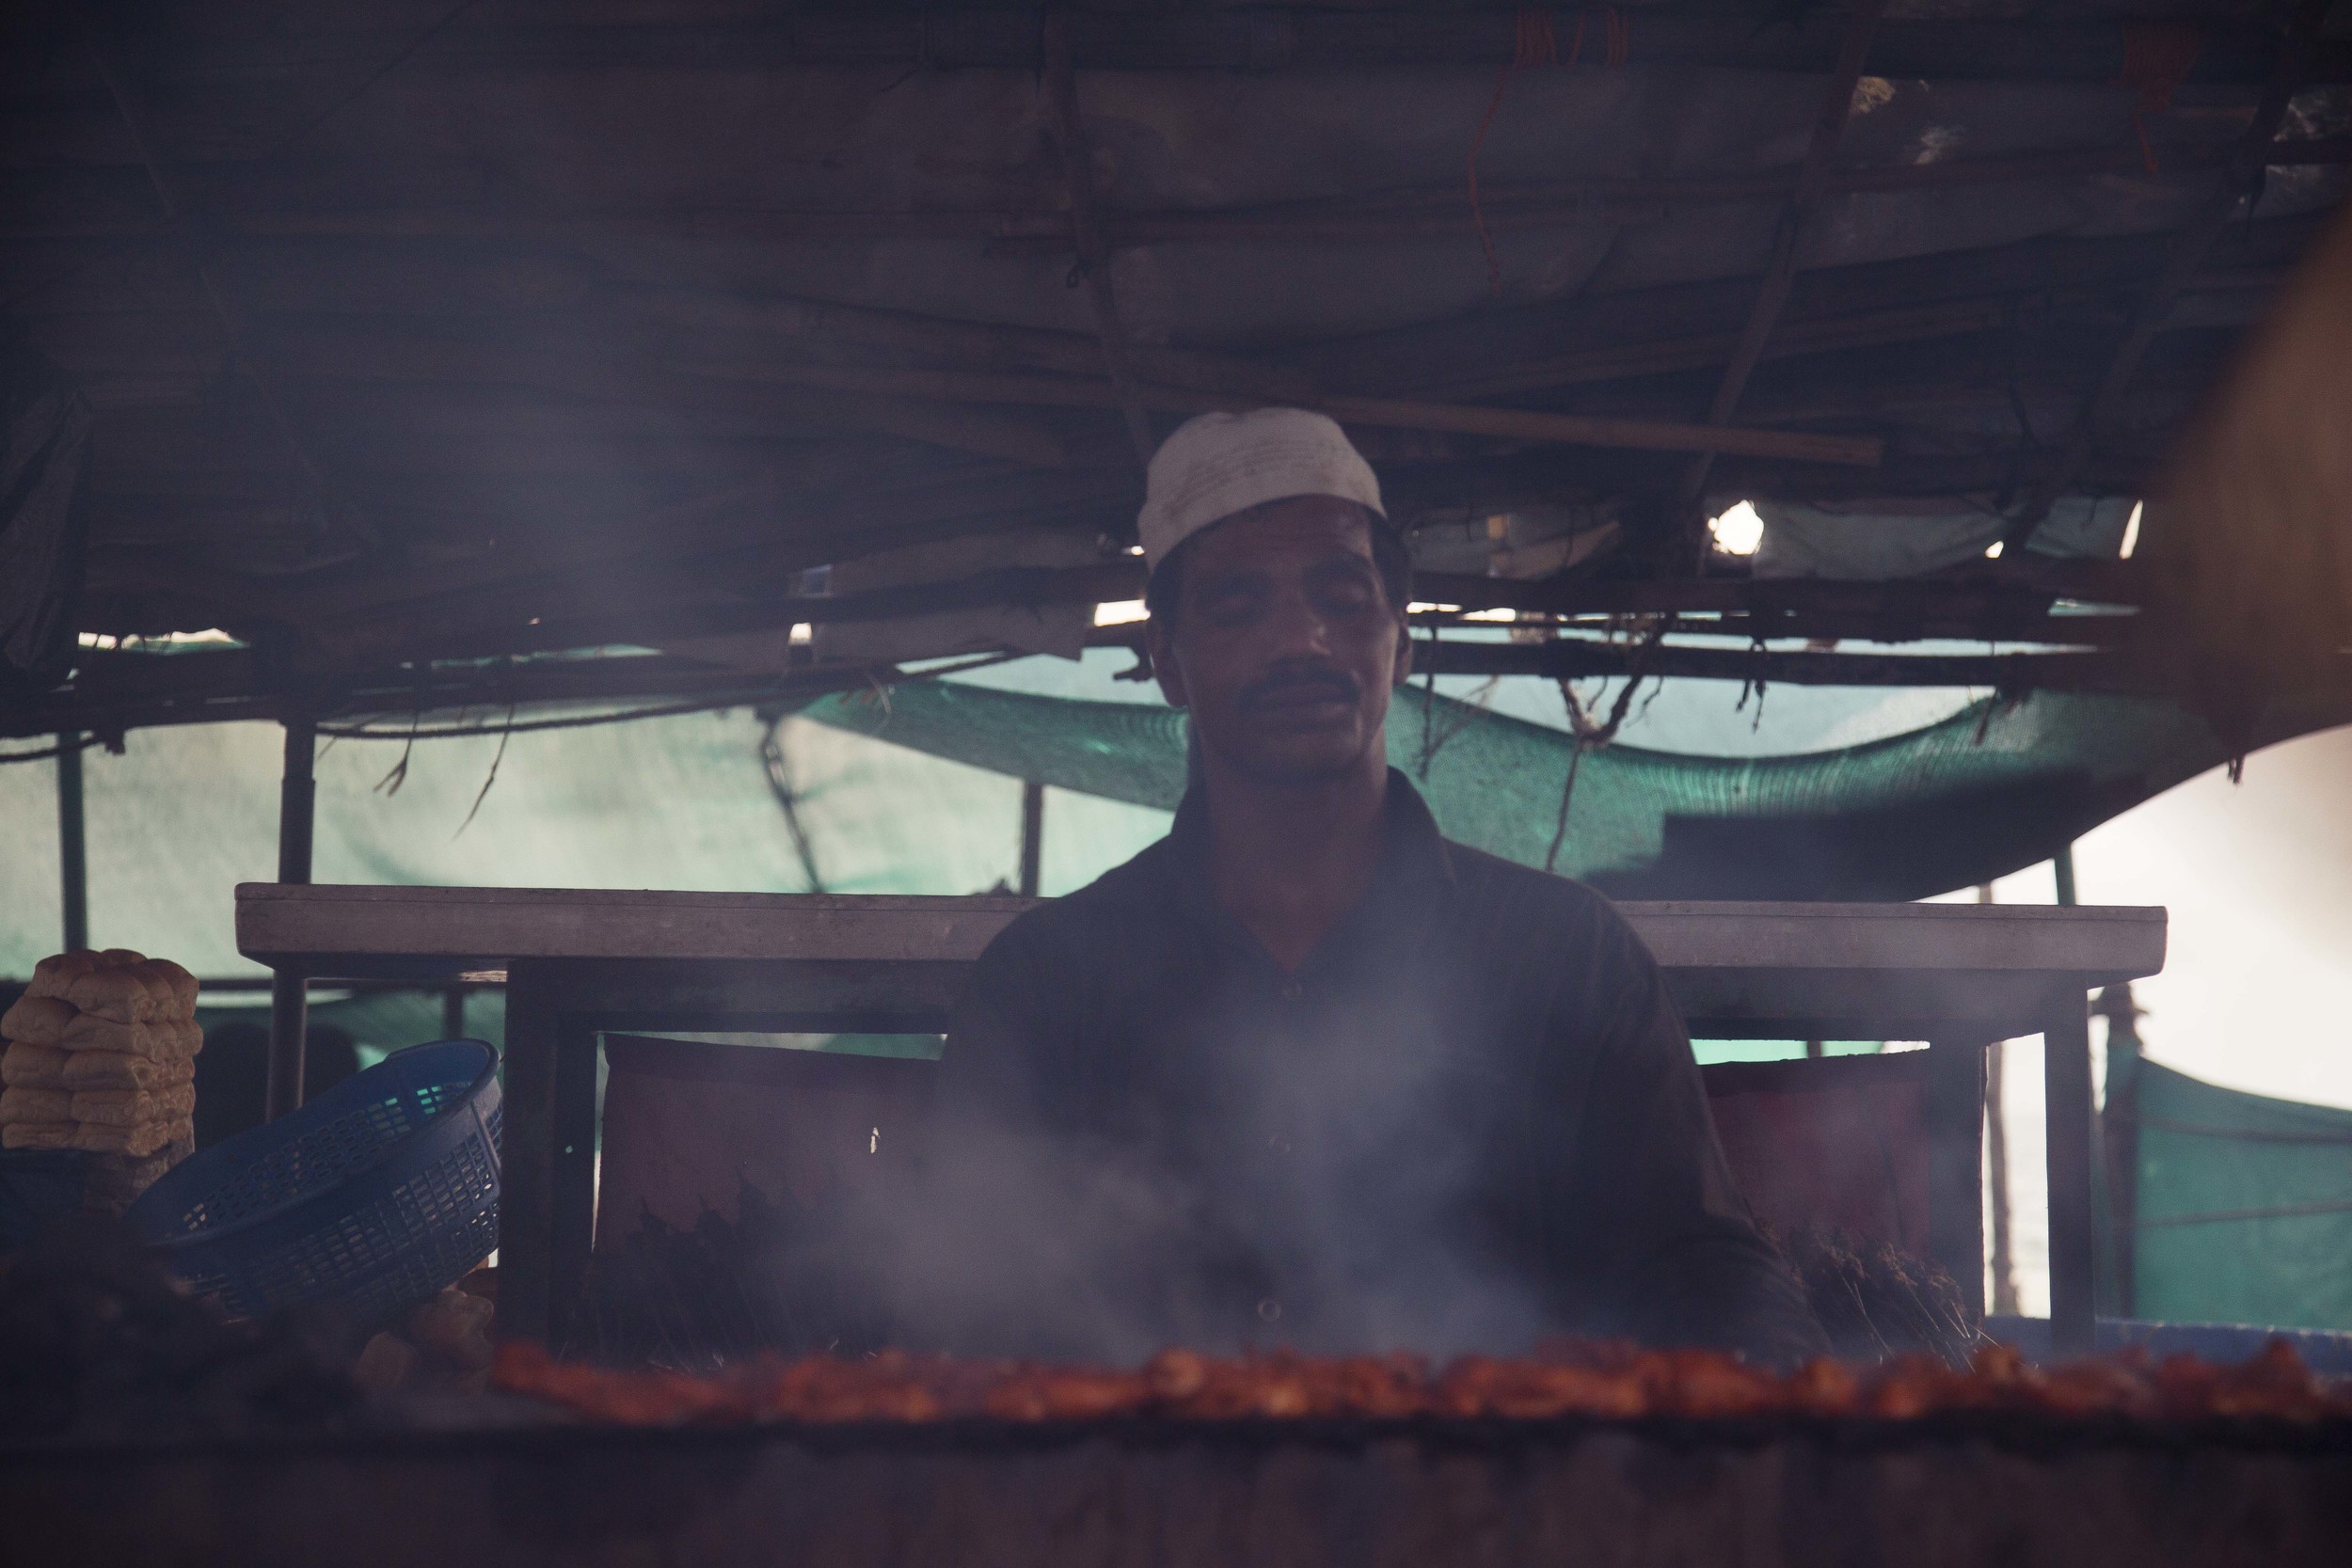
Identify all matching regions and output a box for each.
[803,976,1561,1364]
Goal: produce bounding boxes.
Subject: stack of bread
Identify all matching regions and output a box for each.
[2,950,200,1207]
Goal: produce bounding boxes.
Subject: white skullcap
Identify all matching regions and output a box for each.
[1137,407,1383,570]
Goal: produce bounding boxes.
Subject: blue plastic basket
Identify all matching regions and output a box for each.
[128,1038,502,1325]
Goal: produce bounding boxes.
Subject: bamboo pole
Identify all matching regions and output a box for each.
[1676,0,1887,530]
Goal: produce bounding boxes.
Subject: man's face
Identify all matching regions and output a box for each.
[1150,495,1411,784]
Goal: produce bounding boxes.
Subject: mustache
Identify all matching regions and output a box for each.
[1237,664,1361,714]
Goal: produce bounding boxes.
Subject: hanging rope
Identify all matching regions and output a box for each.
[453,702,517,839]
[1469,9,1561,294]
[1541,617,1665,873]
[761,716,829,894]
[1598,4,1629,69]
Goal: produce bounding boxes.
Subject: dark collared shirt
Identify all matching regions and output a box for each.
[933,771,1822,1364]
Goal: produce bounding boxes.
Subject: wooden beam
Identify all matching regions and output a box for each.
[0,641,988,744]
[281,467,1138,649]
[2007,0,2336,549]
[691,361,1883,467]
[1091,623,2161,689]
[23,138,2344,254]
[1405,632,2145,690]
[17,16,2347,90]
[232,886,2164,992]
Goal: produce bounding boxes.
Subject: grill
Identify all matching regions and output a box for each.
[7,1413,2349,1568]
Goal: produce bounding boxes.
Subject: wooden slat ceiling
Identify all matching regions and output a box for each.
[5,0,2348,723]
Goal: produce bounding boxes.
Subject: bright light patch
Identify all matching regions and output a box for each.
[77,628,238,651]
[1985,541,2005,560]
[789,623,813,644]
[1708,500,1764,556]
[1092,599,1148,626]
[1406,602,1464,615]
[1462,608,1517,623]
[2120,499,2144,560]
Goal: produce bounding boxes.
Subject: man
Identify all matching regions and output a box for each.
[930,409,1820,1364]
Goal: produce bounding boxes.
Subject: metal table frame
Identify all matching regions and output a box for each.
[236,885,2164,1353]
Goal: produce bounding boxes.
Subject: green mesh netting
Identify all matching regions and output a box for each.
[797,681,2242,900]
[2115,1053,2352,1330]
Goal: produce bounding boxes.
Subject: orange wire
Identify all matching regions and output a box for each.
[1468,8,1572,293]
[2113,24,2202,173]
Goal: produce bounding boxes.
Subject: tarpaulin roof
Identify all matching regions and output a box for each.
[4,0,2346,721]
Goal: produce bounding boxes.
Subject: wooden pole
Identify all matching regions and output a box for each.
[2096,984,2143,1320]
[264,715,315,1120]
[1018,779,1045,898]
[1985,1037,2020,1315]
[1979,883,2022,1319]
[56,734,87,954]
[2044,995,2098,1354]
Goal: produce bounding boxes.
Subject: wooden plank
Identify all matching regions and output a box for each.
[1672,974,2070,1044]
[554,958,973,1035]
[1621,901,2163,979]
[237,884,2165,982]
[238,886,1037,968]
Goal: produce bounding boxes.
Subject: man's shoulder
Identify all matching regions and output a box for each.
[976,836,1177,967]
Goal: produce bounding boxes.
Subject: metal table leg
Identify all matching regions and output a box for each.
[497,959,603,1347]
[2044,995,2097,1355]
[548,1010,601,1349]
[498,961,559,1343]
